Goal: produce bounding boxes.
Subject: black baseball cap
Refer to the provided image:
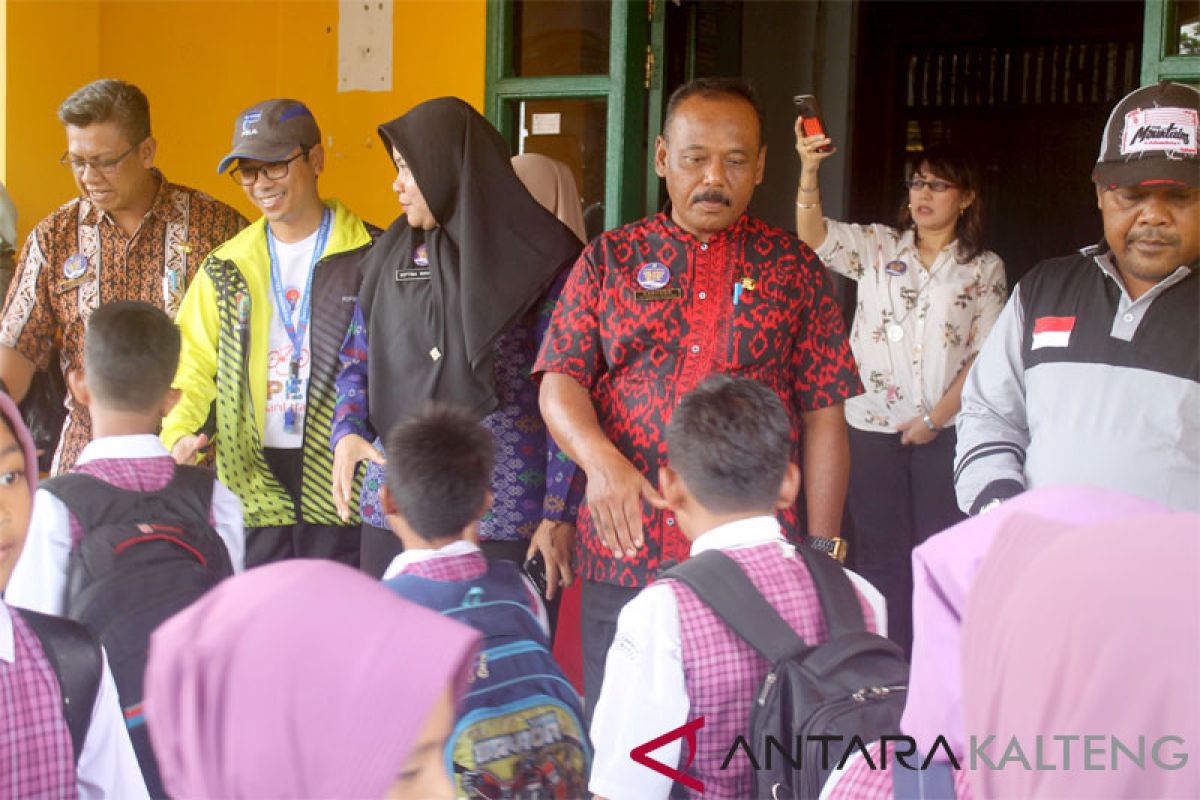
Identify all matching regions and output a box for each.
[217,99,321,174]
[1092,81,1199,189]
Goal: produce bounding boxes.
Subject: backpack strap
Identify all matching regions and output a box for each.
[40,473,129,536]
[165,464,217,511]
[793,543,869,638]
[892,758,957,799]
[18,608,103,763]
[41,465,217,544]
[661,549,808,663]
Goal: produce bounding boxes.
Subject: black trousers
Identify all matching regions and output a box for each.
[846,426,965,657]
[580,580,640,728]
[245,449,362,568]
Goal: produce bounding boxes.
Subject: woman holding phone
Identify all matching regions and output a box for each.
[794,124,1007,655]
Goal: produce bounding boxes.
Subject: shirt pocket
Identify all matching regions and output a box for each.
[725,274,796,371]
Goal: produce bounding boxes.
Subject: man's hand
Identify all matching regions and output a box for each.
[171,433,207,465]
[898,415,938,446]
[525,520,576,600]
[585,449,665,560]
[332,433,386,522]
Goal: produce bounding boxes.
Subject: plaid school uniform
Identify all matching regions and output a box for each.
[1,610,77,799]
[661,542,877,800]
[399,550,489,582]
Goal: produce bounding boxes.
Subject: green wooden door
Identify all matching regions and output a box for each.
[485,0,655,236]
[1142,0,1200,85]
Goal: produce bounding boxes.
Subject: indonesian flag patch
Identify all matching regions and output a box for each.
[1032,316,1076,349]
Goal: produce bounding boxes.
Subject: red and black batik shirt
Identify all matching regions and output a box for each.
[534,212,862,587]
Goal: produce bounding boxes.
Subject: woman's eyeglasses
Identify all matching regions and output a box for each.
[905,177,957,193]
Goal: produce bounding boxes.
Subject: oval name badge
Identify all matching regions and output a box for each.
[884,259,908,277]
[413,243,429,267]
[63,254,88,280]
[637,262,671,290]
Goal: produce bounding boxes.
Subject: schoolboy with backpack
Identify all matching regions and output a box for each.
[6,301,245,797]
[589,375,905,800]
[379,405,590,799]
[0,388,148,798]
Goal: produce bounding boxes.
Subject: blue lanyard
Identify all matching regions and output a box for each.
[267,208,332,369]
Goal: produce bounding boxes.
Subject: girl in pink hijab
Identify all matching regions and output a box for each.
[962,510,1200,798]
[144,559,480,799]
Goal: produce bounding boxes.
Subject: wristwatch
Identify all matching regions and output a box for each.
[806,535,848,563]
[922,413,940,433]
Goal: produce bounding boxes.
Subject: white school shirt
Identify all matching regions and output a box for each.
[0,601,150,799]
[816,220,1007,433]
[382,539,551,638]
[5,434,245,616]
[588,516,887,800]
[264,228,319,448]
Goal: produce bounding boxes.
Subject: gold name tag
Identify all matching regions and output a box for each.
[635,288,683,302]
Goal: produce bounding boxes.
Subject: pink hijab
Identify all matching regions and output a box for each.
[902,485,1165,758]
[144,559,480,799]
[0,390,39,495]
[963,511,1200,798]
[511,153,587,243]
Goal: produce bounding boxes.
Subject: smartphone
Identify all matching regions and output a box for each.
[793,94,833,153]
[524,551,548,597]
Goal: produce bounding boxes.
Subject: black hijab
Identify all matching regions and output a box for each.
[358,97,582,437]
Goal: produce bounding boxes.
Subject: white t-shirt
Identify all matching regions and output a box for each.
[264,228,319,448]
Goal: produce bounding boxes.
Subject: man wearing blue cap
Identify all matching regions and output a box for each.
[164,99,379,566]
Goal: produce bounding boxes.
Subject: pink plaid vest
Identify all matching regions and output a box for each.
[69,456,208,545]
[0,610,77,798]
[662,543,877,800]
[399,551,488,582]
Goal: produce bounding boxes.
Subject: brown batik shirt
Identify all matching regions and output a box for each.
[0,170,246,473]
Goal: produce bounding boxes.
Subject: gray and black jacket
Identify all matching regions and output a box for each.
[954,244,1198,514]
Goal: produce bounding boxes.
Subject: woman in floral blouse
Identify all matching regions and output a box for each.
[794,128,1007,655]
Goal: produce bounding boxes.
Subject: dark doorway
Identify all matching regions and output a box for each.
[851,1,1144,284]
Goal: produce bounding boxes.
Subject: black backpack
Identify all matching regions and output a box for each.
[41,465,234,799]
[18,608,103,763]
[663,546,909,800]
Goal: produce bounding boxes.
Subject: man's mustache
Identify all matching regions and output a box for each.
[1128,228,1180,247]
[690,190,731,207]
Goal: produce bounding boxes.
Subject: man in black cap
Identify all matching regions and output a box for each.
[163,99,378,565]
[956,81,1199,514]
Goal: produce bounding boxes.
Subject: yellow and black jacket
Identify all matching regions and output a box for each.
[163,199,375,527]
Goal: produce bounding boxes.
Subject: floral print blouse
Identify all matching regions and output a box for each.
[816,220,1008,433]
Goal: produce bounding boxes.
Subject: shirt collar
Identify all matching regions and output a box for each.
[1088,245,1195,301]
[381,539,481,581]
[79,168,169,227]
[657,208,752,248]
[0,602,13,664]
[76,434,170,465]
[689,515,787,556]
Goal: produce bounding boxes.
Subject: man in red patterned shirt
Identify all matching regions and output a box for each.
[535,77,861,717]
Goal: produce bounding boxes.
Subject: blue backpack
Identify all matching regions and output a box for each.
[385,559,591,799]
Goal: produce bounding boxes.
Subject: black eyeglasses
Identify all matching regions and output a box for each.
[229,148,309,186]
[59,140,143,174]
[905,177,958,193]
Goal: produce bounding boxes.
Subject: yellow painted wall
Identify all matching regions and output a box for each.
[5,0,487,243]
[5,0,102,236]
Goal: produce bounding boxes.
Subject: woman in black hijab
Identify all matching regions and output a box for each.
[330,98,584,585]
